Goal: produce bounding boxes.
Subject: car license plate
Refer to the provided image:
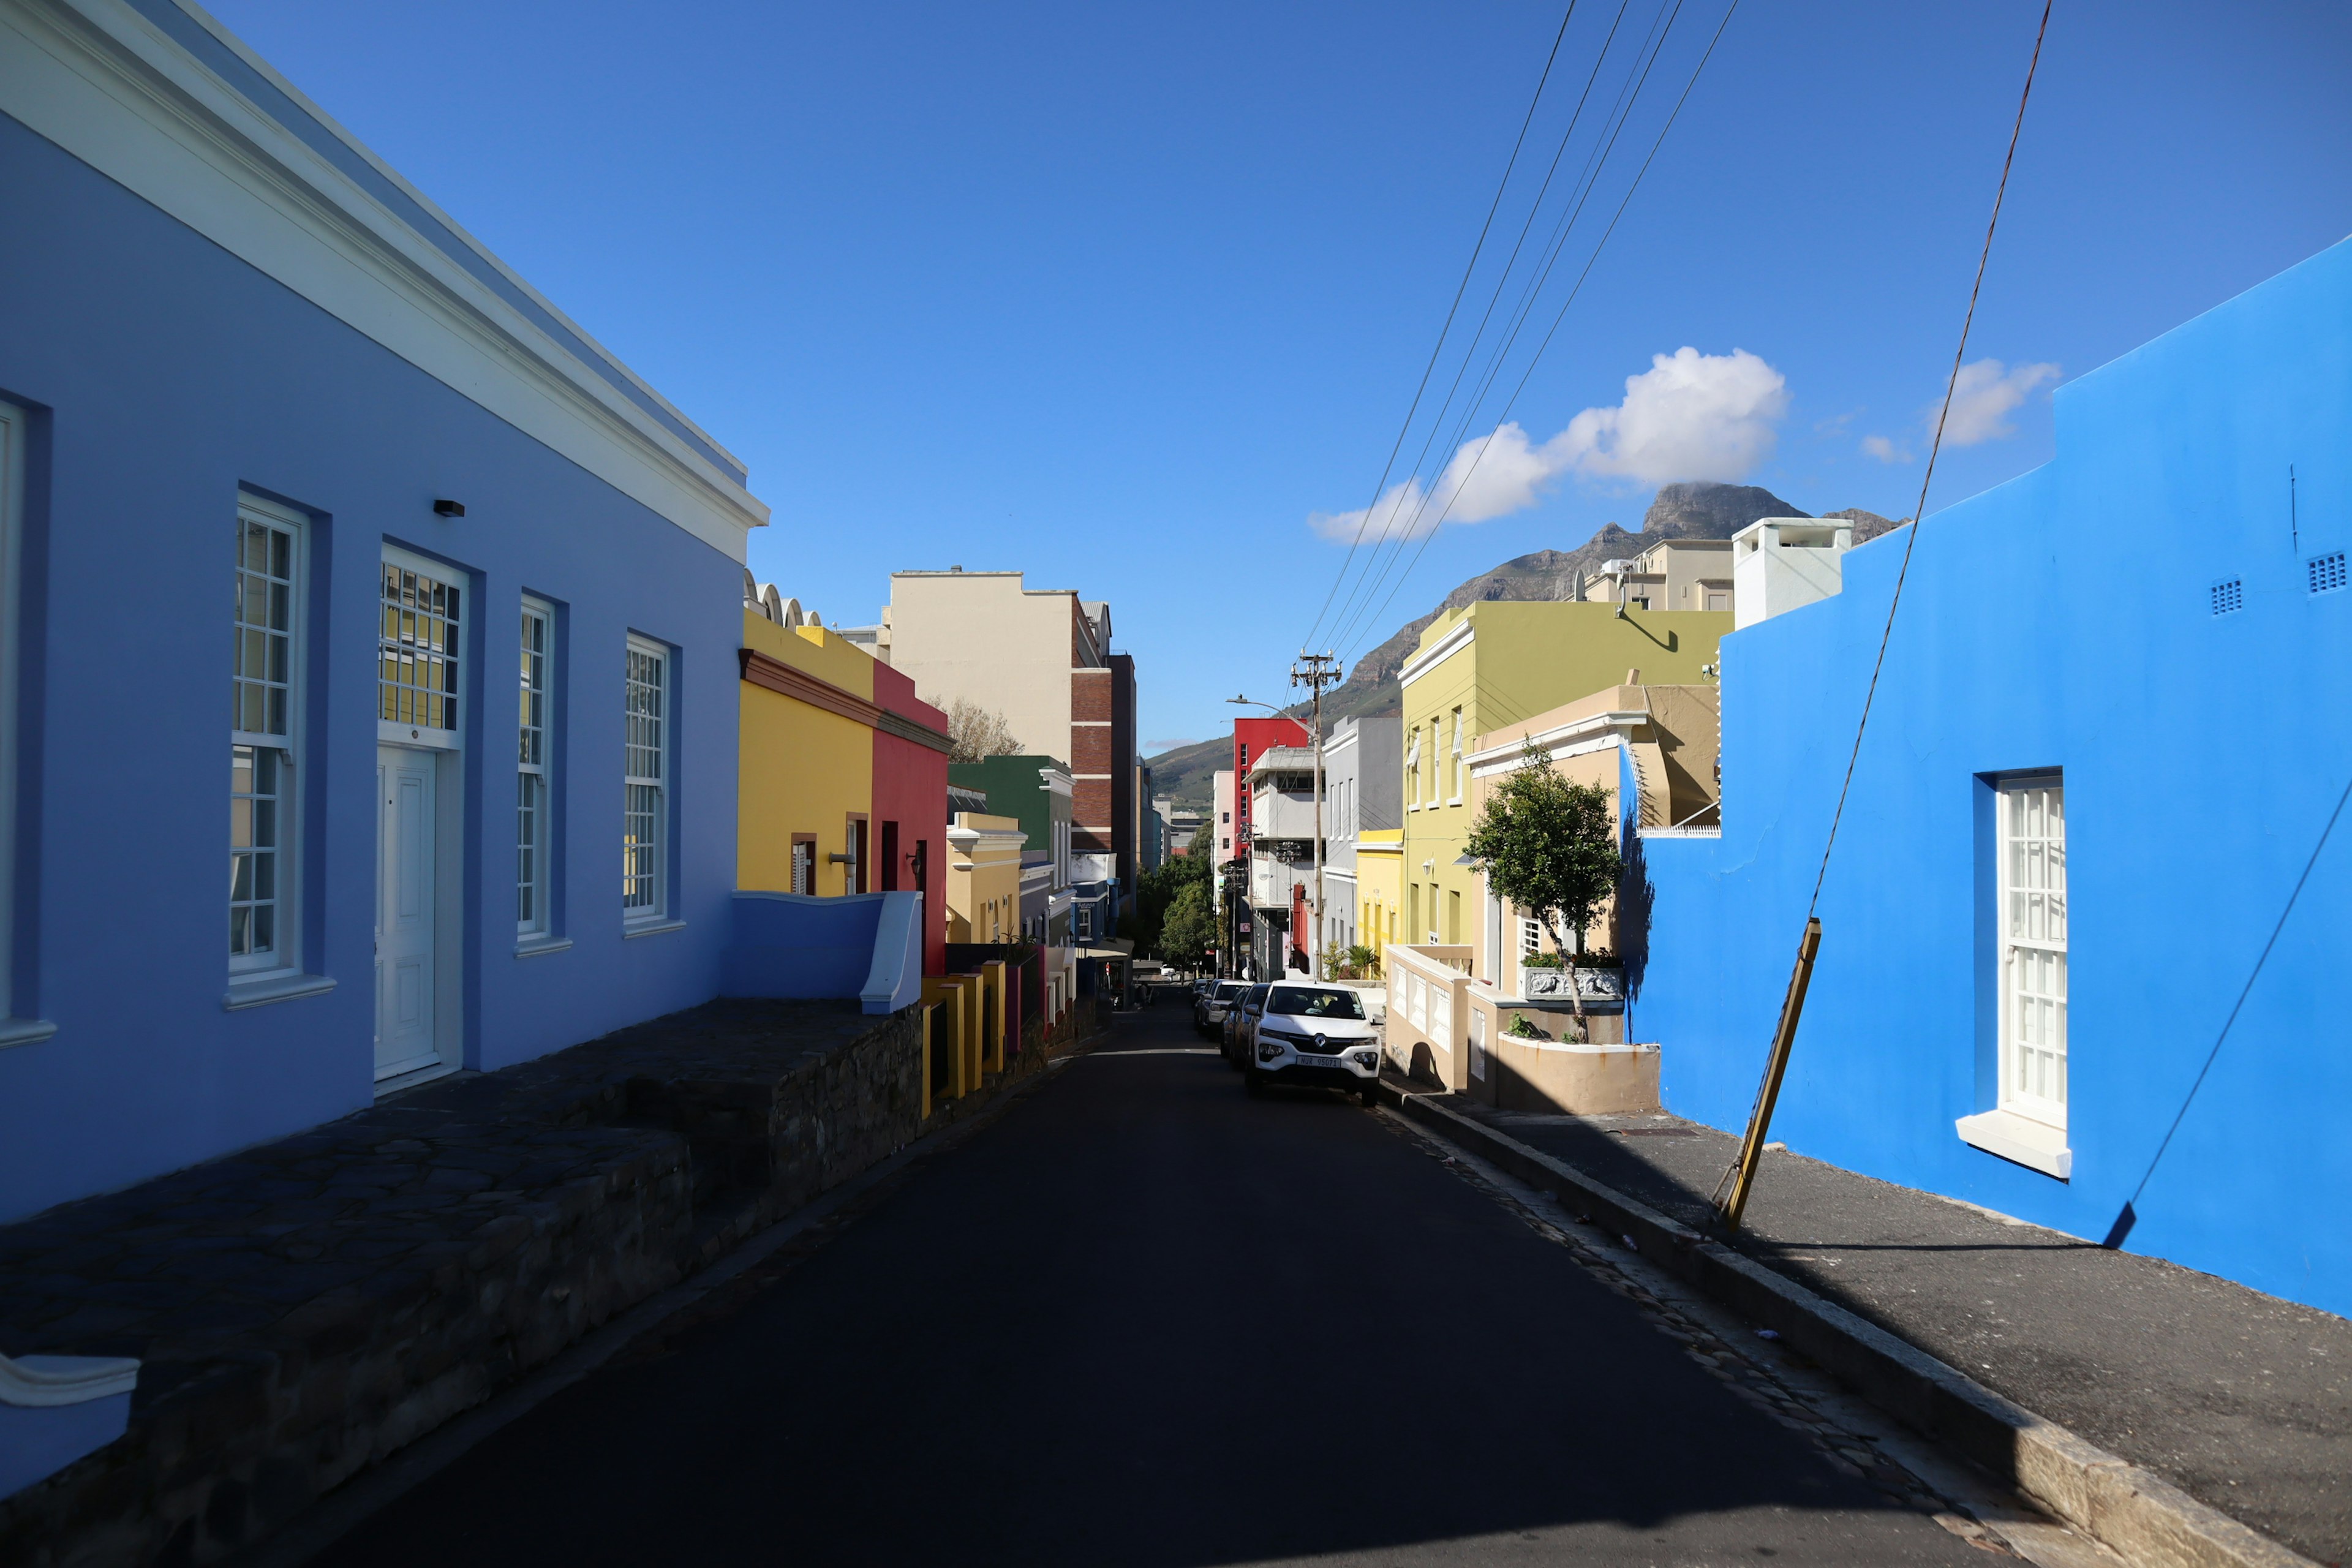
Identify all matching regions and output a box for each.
[1295,1052,1342,1068]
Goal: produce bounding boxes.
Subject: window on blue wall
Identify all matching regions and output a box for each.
[623,637,668,921]
[230,496,307,981]
[1996,777,2067,1132]
[518,598,552,938]
[2209,578,2243,615]
[2310,551,2346,596]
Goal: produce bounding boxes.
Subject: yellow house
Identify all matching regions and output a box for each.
[1355,828,1403,967]
[1396,600,1725,976]
[738,606,880,897]
[1466,679,1721,996]
[946,812,1025,944]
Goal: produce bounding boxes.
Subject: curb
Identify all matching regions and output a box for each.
[1383,1087,2315,1568]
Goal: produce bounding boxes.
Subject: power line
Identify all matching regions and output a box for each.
[1313,0,1644,657]
[1713,0,2056,1227]
[1324,0,1691,661]
[1300,2,1581,655]
[1333,0,1740,665]
[1803,0,2053,918]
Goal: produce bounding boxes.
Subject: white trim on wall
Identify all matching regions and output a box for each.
[0,0,767,559]
[0,401,41,1045]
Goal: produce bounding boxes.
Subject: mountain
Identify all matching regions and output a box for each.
[1308,482,1815,725]
[1143,483,1910,808]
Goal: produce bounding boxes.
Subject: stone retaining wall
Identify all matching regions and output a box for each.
[0,998,923,1567]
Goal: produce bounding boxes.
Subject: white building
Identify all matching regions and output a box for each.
[1732,518,1856,628]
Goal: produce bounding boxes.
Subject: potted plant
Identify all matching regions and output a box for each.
[1464,739,1624,1039]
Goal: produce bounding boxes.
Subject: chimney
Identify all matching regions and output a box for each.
[1624,668,1641,686]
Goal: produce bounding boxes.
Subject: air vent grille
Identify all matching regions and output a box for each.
[2210,578,2243,616]
[2312,551,2348,596]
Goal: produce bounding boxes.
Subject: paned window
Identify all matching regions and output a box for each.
[1997,778,2067,1128]
[1520,918,1543,956]
[517,600,551,934]
[1449,708,1463,799]
[623,638,668,918]
[791,839,814,895]
[379,563,460,733]
[230,498,304,974]
[0,403,23,1016]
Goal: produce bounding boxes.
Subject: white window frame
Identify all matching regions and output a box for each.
[1447,707,1464,803]
[1997,777,2067,1129]
[230,494,307,984]
[517,597,552,940]
[622,635,670,924]
[0,403,39,1041]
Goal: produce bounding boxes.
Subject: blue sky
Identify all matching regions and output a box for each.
[205,0,2352,755]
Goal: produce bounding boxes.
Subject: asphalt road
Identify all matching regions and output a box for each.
[309,1006,1988,1567]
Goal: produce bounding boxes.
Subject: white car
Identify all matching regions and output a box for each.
[1244,984,1381,1106]
[1194,979,1248,1037]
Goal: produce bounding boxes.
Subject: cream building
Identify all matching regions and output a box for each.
[946,811,1027,944]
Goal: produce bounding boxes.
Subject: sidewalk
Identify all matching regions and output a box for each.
[0,995,1096,1567]
[1404,1092,2350,1564]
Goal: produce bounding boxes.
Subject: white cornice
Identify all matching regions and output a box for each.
[1467,710,1649,778]
[1398,618,1475,688]
[1,0,768,559]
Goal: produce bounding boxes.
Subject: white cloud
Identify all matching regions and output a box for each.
[1554,346,1789,484]
[1936,358,2059,446]
[1309,347,1789,541]
[1861,433,1912,464]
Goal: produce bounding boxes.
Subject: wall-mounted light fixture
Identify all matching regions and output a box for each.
[432,499,466,518]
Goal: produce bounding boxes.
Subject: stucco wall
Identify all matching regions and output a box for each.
[0,111,745,1221]
[1634,237,2352,1316]
[1400,602,1725,967]
[739,612,876,899]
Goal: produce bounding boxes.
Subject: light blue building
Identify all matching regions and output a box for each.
[1636,237,2352,1316]
[0,1,770,1224]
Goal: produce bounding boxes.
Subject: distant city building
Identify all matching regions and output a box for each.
[1319,715,1402,959]
[869,570,1140,907]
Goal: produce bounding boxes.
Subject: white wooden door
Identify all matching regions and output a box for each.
[375,745,439,1081]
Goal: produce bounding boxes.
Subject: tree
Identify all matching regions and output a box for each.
[1463,740,1622,1033]
[1132,829,1212,956]
[1159,882,1217,973]
[946,697,1023,763]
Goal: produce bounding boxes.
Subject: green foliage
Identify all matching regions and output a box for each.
[1158,882,1216,971]
[1505,1012,1544,1039]
[1464,741,1622,1012]
[1132,827,1215,955]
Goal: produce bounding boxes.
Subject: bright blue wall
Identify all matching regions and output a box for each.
[1635,237,2352,1316]
[0,111,745,1223]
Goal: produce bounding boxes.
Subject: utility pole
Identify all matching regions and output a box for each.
[1291,651,1342,978]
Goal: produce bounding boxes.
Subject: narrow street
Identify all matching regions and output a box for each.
[304,1006,1987,1567]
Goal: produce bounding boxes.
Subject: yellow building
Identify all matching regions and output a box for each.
[1355,828,1403,968]
[738,607,879,896]
[946,812,1025,944]
[1396,600,1726,976]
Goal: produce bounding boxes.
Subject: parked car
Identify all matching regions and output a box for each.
[1220,983,1269,1068]
[1241,984,1381,1106]
[1194,979,1248,1038]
